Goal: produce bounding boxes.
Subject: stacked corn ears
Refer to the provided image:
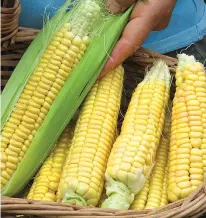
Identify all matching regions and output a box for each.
[1,0,205,210]
[26,66,124,205]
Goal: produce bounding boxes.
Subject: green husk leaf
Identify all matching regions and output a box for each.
[101,176,134,210]
[1,1,133,196]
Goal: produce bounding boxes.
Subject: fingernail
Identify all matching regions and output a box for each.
[107,0,122,14]
[98,60,113,79]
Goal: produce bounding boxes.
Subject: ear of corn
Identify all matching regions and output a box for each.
[57,66,124,206]
[131,108,171,209]
[160,166,168,206]
[130,180,150,210]
[102,61,171,209]
[168,54,206,202]
[27,123,74,202]
[1,0,133,196]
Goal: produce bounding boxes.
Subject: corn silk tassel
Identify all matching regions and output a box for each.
[131,106,171,209]
[1,0,133,196]
[168,54,206,202]
[102,61,171,209]
[57,66,124,206]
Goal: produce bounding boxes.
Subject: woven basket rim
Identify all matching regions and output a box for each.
[1,0,20,13]
[1,0,21,43]
[1,183,206,217]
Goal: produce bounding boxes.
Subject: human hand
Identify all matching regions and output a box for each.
[99,0,176,78]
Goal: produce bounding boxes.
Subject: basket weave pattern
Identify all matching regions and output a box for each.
[1,183,206,217]
[1,0,39,90]
[1,27,40,89]
[1,0,21,45]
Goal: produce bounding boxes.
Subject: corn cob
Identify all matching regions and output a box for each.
[160,166,168,206]
[102,61,171,209]
[0,0,101,191]
[130,180,150,210]
[98,131,120,208]
[57,66,124,206]
[131,110,171,209]
[145,134,169,208]
[1,0,132,196]
[27,124,74,202]
[168,54,206,202]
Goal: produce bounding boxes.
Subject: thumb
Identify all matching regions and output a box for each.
[107,0,135,14]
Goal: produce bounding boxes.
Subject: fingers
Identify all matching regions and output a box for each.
[100,0,177,79]
[107,0,135,14]
[99,16,153,78]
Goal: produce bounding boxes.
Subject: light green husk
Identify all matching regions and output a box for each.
[101,176,134,210]
[63,192,87,206]
[1,0,133,196]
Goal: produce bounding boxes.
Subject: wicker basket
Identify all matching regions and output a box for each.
[1,0,39,90]
[1,45,206,217]
[1,183,206,218]
[1,2,206,218]
[1,0,21,45]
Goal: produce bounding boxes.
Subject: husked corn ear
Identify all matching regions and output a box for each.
[168,54,206,202]
[0,0,102,189]
[27,124,74,202]
[145,134,169,208]
[130,180,150,210]
[57,66,124,206]
[160,166,168,206]
[102,61,171,210]
[131,112,170,209]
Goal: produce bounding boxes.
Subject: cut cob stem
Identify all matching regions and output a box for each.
[102,61,171,209]
[57,66,124,206]
[0,0,102,190]
[168,54,206,202]
[27,124,74,202]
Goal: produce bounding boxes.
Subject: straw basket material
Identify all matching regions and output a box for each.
[1,0,21,45]
[1,0,40,90]
[1,27,40,89]
[1,2,206,218]
[1,183,206,218]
